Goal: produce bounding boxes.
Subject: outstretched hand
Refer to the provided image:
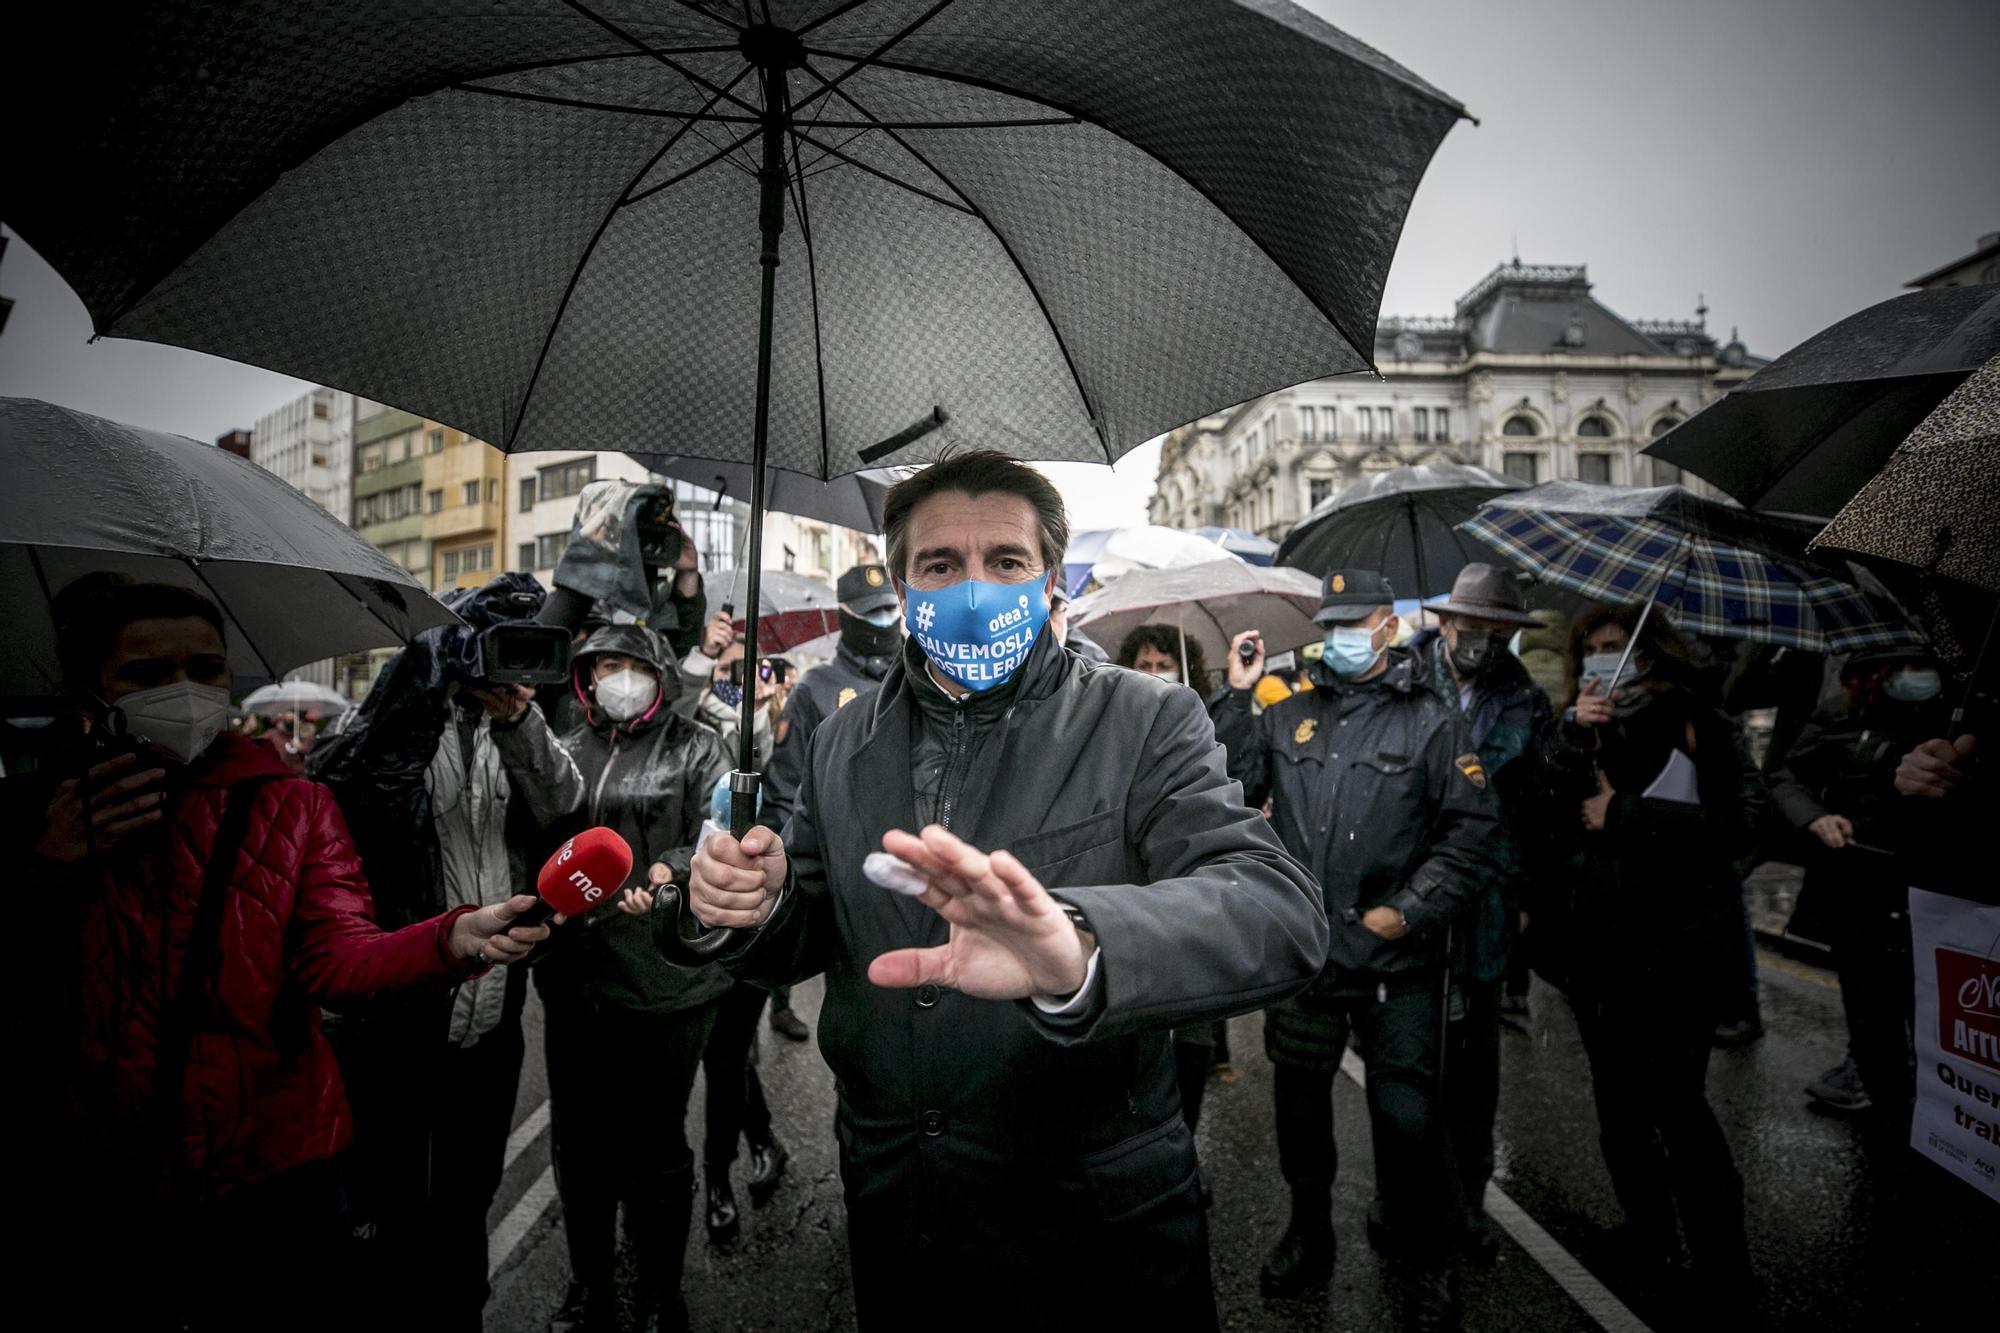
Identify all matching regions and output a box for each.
[866,826,1091,1001]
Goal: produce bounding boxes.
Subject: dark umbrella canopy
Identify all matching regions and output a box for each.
[1644,286,2000,516]
[1810,354,2000,595]
[627,453,892,533]
[6,0,1467,474]
[1275,462,1522,599]
[0,397,455,705]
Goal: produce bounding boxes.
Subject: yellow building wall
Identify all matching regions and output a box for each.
[421,421,507,592]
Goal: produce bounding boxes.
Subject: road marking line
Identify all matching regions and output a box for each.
[1338,1050,1653,1333]
[489,1164,559,1280]
[504,1100,551,1171]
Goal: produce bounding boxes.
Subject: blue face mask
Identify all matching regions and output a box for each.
[1321,624,1384,679]
[904,578,1051,692]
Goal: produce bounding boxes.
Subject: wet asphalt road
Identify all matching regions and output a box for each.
[482,949,1989,1332]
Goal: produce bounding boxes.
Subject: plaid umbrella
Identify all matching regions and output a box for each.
[1459,480,1923,655]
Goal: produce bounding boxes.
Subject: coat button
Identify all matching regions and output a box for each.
[920,1109,945,1136]
[916,984,940,1008]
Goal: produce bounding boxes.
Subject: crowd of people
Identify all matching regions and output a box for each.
[9,452,1988,1333]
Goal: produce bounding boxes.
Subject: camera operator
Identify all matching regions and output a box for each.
[308,571,585,1330]
[9,576,554,1331]
[537,480,708,667]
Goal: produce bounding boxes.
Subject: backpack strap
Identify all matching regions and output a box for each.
[150,775,274,1198]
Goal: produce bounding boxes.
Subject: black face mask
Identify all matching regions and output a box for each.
[840,611,900,660]
[1447,629,1506,678]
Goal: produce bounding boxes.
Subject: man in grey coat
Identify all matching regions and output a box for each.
[670,452,1326,1331]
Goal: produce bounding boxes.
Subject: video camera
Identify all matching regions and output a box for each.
[456,590,573,686]
[632,489,683,569]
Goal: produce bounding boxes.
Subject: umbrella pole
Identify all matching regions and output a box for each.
[1951,599,1998,733]
[728,68,790,840]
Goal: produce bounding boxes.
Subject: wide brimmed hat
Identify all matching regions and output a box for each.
[1430,562,1540,626]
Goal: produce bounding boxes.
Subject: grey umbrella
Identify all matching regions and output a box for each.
[1275,463,1523,599]
[1810,354,2000,596]
[1071,562,1324,682]
[1645,285,2000,516]
[1811,354,2000,718]
[704,567,842,650]
[0,397,455,707]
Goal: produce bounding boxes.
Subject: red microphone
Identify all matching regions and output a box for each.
[513,827,634,930]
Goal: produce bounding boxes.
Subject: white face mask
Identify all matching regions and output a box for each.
[1882,667,1942,703]
[594,668,658,722]
[1140,665,1183,684]
[114,681,230,765]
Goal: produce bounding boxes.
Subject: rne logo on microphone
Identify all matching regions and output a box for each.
[568,869,606,903]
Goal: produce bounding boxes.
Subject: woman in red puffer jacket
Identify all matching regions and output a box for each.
[13,577,555,1331]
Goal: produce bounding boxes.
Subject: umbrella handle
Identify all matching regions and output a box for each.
[653,885,740,962]
[654,772,764,964]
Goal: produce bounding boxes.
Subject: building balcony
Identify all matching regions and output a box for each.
[352,455,424,497]
[357,514,423,545]
[423,499,503,542]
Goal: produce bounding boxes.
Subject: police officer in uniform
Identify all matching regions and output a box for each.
[1211,569,1496,1332]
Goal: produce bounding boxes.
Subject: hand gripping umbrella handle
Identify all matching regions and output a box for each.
[654,772,762,965]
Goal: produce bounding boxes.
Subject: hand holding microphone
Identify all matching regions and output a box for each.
[448,826,634,963]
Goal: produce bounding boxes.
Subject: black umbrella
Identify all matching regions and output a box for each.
[0,397,455,709]
[4,0,1465,845]
[626,453,892,534]
[1644,285,2000,516]
[1274,462,1522,600]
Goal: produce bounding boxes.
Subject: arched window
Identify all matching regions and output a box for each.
[1650,415,1682,437]
[1576,414,1613,438]
[1502,414,1538,437]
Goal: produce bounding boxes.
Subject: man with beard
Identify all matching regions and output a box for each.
[1404,564,1550,1264]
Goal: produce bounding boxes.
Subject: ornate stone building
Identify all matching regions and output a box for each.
[1148,261,1765,538]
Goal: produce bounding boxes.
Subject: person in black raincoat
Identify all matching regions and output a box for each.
[534,624,731,1333]
[667,452,1325,1333]
[1525,604,1763,1307]
[1765,648,1946,1123]
[1210,569,1495,1329]
[1404,564,1550,1264]
[306,572,585,1331]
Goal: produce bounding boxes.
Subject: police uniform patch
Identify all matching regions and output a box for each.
[1455,752,1487,788]
[865,567,885,587]
[837,687,858,708]
[1294,718,1318,745]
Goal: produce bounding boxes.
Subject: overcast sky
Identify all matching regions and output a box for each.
[2,0,1995,532]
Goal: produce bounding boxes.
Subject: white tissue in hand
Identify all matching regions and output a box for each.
[863,852,929,898]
